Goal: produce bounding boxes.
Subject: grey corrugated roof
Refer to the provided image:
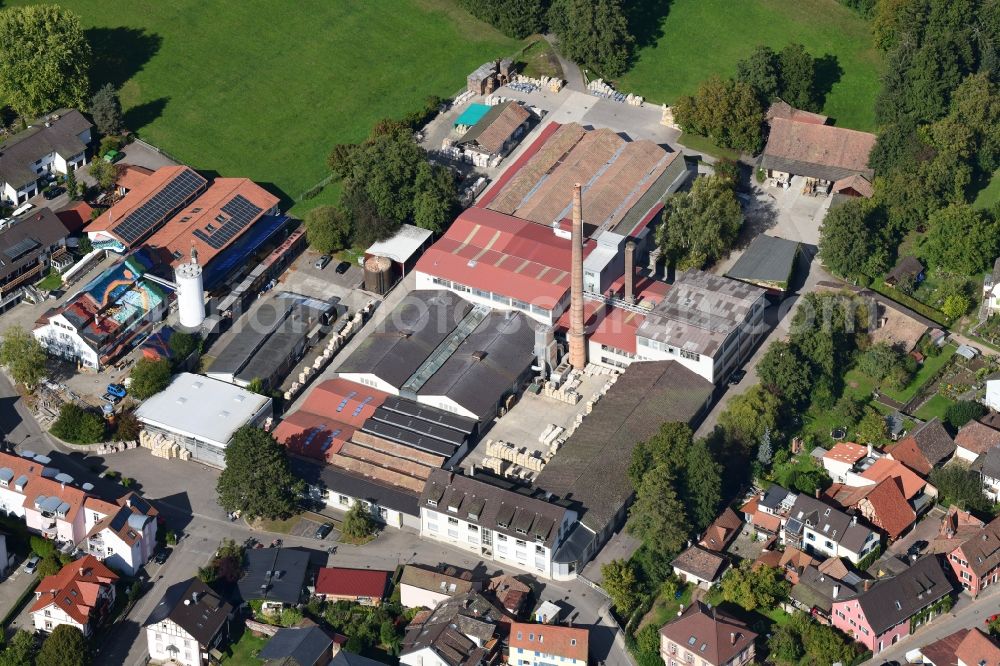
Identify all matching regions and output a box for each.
[726,235,800,286]
[235,308,308,385]
[207,300,292,377]
[0,110,92,188]
[535,360,713,534]
[338,291,473,388]
[613,152,692,236]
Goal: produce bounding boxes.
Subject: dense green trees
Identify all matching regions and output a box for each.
[332,125,457,246]
[90,84,123,136]
[0,629,38,666]
[735,43,820,110]
[818,198,889,280]
[0,325,47,389]
[673,77,765,153]
[655,176,743,269]
[547,0,633,77]
[216,426,305,520]
[50,403,106,444]
[129,358,172,400]
[930,464,994,512]
[756,341,812,408]
[600,559,641,616]
[37,625,89,666]
[922,204,1000,275]
[0,6,91,119]
[768,612,860,666]
[89,159,118,191]
[719,560,789,611]
[945,400,988,429]
[304,206,353,255]
[342,502,378,540]
[719,386,781,450]
[856,342,913,390]
[628,463,688,556]
[460,0,548,38]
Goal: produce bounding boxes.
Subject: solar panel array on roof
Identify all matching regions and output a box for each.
[112,169,205,245]
[192,195,264,249]
[3,237,40,262]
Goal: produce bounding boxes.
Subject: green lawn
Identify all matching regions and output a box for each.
[35,270,62,291]
[221,630,268,664]
[617,0,882,131]
[879,344,957,404]
[10,0,519,211]
[914,394,954,421]
[975,169,1000,210]
[677,132,740,161]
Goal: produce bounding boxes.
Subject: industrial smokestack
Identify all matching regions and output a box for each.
[624,240,636,305]
[568,184,587,369]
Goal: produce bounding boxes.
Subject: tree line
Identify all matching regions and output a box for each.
[820,0,1000,292]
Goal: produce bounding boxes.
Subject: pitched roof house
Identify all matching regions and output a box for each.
[31,555,118,636]
[400,591,508,666]
[939,505,985,543]
[671,546,728,588]
[830,555,954,654]
[755,546,815,584]
[145,578,234,666]
[698,507,743,552]
[783,494,880,564]
[508,623,588,666]
[972,446,1000,502]
[399,564,478,610]
[760,117,877,183]
[83,492,159,576]
[946,515,1000,597]
[825,477,917,541]
[888,418,956,475]
[659,602,756,666]
[259,622,335,666]
[314,567,390,606]
[0,109,93,205]
[916,627,1000,666]
[955,419,1000,463]
[238,547,310,607]
[789,563,859,620]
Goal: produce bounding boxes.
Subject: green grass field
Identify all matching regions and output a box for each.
[617,0,881,131]
[975,169,1000,210]
[879,344,956,404]
[9,0,519,211]
[914,394,954,421]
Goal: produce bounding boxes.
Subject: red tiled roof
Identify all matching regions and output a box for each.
[115,164,154,191]
[660,603,756,666]
[919,628,970,666]
[56,201,94,233]
[763,118,876,174]
[472,102,531,155]
[887,437,933,476]
[955,420,1000,456]
[509,622,589,662]
[699,508,743,552]
[315,567,389,599]
[956,627,1000,664]
[88,166,201,235]
[832,174,873,198]
[477,122,561,208]
[824,442,868,465]
[30,555,118,626]
[861,478,916,539]
[859,458,927,500]
[766,100,829,125]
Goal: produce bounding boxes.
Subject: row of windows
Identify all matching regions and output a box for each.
[637,337,702,362]
[429,277,550,316]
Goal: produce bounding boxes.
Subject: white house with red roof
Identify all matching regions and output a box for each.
[31,555,118,636]
[508,622,589,666]
[83,492,159,576]
[0,451,89,545]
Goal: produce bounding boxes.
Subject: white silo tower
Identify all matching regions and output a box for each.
[175,246,205,329]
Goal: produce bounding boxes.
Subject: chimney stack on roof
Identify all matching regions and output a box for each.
[730,632,736,645]
[568,183,587,370]
[624,241,636,305]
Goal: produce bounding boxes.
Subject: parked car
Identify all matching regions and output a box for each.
[107,383,127,398]
[907,540,929,560]
[102,150,122,163]
[315,523,333,540]
[335,261,350,274]
[23,555,40,574]
[152,550,169,565]
[314,255,331,270]
[728,369,747,385]
[43,187,65,200]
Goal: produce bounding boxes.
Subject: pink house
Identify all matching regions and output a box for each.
[831,556,953,654]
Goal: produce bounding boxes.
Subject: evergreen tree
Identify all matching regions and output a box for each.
[89,84,124,135]
[684,438,722,530]
[216,426,305,520]
[628,463,688,557]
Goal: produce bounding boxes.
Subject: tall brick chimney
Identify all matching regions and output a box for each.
[568,183,587,369]
[624,240,636,304]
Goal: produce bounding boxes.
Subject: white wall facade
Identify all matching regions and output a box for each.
[32,602,86,636]
[986,380,1000,412]
[400,584,451,610]
[147,619,204,666]
[401,646,459,666]
[328,491,419,530]
[34,315,99,369]
[416,271,562,325]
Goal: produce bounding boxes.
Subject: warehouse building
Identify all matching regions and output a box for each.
[337,290,537,423]
[135,373,272,468]
[726,234,801,296]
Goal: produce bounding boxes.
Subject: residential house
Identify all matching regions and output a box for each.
[487,574,531,616]
[259,622,336,666]
[400,591,508,666]
[946,516,1000,597]
[0,109,93,205]
[635,269,768,384]
[885,256,925,289]
[671,545,728,589]
[824,477,917,541]
[984,261,1000,320]
[508,622,588,666]
[789,563,859,622]
[783,495,880,564]
[83,492,158,576]
[973,447,1000,502]
[145,578,234,666]
[939,505,985,544]
[699,507,743,552]
[237,548,310,611]
[0,451,89,546]
[755,546,816,585]
[399,564,478,610]
[659,602,757,666]
[831,555,954,654]
[823,443,870,485]
[54,200,94,234]
[955,420,1000,463]
[419,469,578,580]
[740,485,797,540]
[314,567,389,606]
[912,627,1000,666]
[30,555,118,636]
[0,208,72,314]
[887,418,956,475]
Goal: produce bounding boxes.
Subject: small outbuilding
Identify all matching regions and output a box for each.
[885,256,924,288]
[363,224,433,294]
[726,234,801,295]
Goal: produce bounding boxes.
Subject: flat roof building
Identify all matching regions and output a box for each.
[135,373,272,468]
[726,235,801,294]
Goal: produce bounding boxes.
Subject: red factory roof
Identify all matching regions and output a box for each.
[555,275,669,354]
[55,201,95,233]
[144,177,279,268]
[315,567,390,599]
[274,379,389,462]
[476,121,561,208]
[115,164,154,192]
[88,166,203,234]
[416,206,596,312]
